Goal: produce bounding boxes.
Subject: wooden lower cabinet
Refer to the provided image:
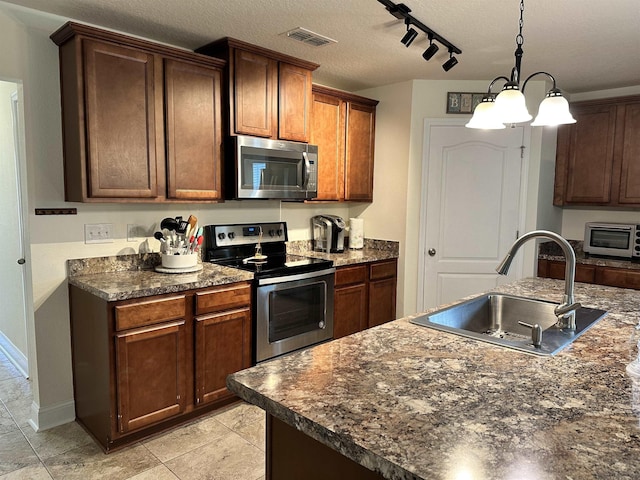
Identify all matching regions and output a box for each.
[538,258,640,290]
[115,320,187,433]
[195,307,251,406]
[267,414,385,479]
[333,259,397,338]
[69,281,252,452]
[334,265,368,338]
[368,260,397,328]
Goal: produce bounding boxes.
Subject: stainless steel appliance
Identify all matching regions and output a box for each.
[311,215,345,253]
[226,135,318,200]
[203,222,334,363]
[584,222,640,258]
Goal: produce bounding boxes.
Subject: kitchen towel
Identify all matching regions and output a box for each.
[349,218,364,249]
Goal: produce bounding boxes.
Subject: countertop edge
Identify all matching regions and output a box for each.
[226,375,420,479]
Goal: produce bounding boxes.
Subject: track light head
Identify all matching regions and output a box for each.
[442,50,458,71]
[422,34,439,61]
[401,20,418,47]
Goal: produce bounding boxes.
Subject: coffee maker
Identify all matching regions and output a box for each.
[311,215,345,253]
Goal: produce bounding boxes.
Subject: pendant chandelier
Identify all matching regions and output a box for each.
[466,0,576,129]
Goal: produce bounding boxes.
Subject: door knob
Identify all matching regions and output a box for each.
[17,258,26,265]
[428,248,436,257]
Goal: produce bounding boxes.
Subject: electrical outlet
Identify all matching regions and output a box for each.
[85,223,114,244]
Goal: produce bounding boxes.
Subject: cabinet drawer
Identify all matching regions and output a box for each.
[335,265,367,287]
[115,295,186,331]
[369,260,397,281]
[596,268,640,289]
[195,283,251,315]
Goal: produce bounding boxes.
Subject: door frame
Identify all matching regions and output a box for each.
[416,118,531,312]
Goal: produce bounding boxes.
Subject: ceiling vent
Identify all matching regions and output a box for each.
[282,27,337,47]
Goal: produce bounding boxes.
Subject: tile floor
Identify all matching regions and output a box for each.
[0,350,266,479]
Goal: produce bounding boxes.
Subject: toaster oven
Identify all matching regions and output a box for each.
[583,222,640,259]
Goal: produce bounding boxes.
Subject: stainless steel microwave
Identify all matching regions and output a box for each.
[226,135,318,200]
[584,222,640,258]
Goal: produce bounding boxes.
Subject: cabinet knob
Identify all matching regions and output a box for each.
[428,248,436,257]
[17,258,26,265]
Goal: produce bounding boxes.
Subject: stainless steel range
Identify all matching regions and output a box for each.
[203,222,335,363]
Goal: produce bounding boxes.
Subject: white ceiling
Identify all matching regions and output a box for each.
[2,0,640,94]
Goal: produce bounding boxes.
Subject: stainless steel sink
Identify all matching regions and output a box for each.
[410,293,607,356]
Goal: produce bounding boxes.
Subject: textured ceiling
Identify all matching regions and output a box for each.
[1,0,639,94]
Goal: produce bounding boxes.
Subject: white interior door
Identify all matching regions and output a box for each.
[419,122,527,310]
[0,81,29,376]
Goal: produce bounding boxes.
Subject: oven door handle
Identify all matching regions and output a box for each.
[257,267,336,286]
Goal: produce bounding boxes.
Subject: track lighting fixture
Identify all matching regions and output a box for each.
[400,19,418,47]
[466,0,575,129]
[422,33,439,61]
[442,49,458,71]
[378,0,461,70]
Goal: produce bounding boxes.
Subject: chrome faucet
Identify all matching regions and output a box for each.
[496,230,581,330]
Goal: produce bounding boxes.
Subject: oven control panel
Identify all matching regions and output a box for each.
[210,222,288,247]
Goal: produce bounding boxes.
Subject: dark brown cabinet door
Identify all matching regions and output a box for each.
[83,39,159,198]
[165,59,223,200]
[345,102,376,202]
[617,102,640,204]
[311,92,346,201]
[234,49,277,138]
[368,278,397,328]
[115,320,187,433]
[334,284,367,339]
[279,63,312,142]
[194,308,251,406]
[557,103,617,205]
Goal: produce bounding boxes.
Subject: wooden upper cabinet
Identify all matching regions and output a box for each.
[310,92,346,200]
[618,102,640,204]
[81,39,159,199]
[554,95,640,207]
[195,38,318,141]
[234,49,278,138]
[164,59,223,200]
[51,22,226,203]
[310,85,378,202]
[345,102,376,201]
[279,63,313,142]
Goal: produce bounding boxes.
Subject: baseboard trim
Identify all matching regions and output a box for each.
[0,331,28,378]
[28,399,76,432]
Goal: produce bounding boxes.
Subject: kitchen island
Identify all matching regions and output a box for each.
[228,278,640,479]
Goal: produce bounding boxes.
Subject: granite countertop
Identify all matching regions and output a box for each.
[68,262,255,301]
[288,239,399,267]
[539,240,640,271]
[228,278,640,479]
[67,240,399,301]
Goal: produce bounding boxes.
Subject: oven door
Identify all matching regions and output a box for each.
[255,268,334,363]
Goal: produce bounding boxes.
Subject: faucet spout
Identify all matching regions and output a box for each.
[496,230,580,330]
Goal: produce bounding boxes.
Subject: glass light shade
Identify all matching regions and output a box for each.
[465,100,506,129]
[531,94,576,126]
[494,88,532,124]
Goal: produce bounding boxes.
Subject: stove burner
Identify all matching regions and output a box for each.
[203,222,333,279]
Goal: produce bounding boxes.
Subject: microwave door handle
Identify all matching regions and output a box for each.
[302,152,311,188]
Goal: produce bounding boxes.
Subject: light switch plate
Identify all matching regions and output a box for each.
[85,223,114,244]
